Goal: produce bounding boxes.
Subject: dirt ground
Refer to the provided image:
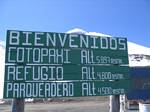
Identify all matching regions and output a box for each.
[28,101,109,112]
[0,97,139,112]
[0,101,109,112]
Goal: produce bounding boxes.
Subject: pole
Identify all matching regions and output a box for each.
[12,99,25,112]
[120,95,126,112]
[109,95,120,112]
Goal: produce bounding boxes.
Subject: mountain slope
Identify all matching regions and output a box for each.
[128,41,150,55]
[0,42,5,99]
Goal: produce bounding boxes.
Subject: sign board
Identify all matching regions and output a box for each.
[5,65,129,81]
[127,67,150,100]
[4,80,130,98]
[4,30,129,98]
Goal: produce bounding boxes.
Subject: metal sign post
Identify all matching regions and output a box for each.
[109,95,120,112]
[12,99,24,112]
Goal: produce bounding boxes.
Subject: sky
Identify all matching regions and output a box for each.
[0,0,150,47]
